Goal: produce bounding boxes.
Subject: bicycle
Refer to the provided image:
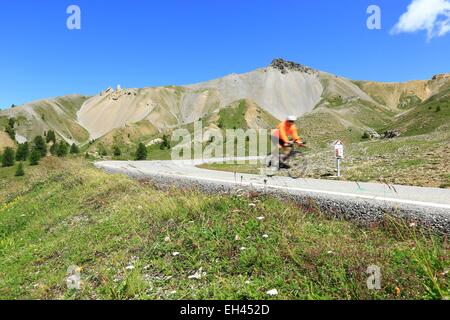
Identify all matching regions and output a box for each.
[265,142,308,179]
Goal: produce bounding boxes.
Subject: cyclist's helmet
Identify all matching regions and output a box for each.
[287,115,297,122]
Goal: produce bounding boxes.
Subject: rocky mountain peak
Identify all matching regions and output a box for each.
[431,73,450,81]
[270,58,316,75]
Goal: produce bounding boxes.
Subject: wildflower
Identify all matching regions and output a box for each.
[235,235,241,241]
[188,267,206,280]
[267,289,278,296]
[262,234,269,239]
[256,216,265,221]
[172,252,180,257]
[164,236,171,242]
[126,265,134,270]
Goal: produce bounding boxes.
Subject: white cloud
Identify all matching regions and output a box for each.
[391,0,450,40]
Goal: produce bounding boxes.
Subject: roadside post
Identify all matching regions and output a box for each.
[334,140,344,177]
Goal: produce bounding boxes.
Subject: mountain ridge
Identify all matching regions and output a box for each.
[1,59,449,148]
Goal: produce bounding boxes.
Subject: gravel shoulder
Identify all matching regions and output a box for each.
[95,159,450,234]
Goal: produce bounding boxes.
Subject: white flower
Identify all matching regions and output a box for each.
[262,234,269,239]
[164,236,171,242]
[125,265,134,270]
[245,280,251,284]
[327,250,333,255]
[235,235,241,241]
[188,267,206,280]
[267,289,278,296]
[257,216,265,221]
[249,203,256,208]
[172,252,180,257]
[240,247,247,251]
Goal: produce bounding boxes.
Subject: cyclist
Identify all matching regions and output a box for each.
[270,115,304,169]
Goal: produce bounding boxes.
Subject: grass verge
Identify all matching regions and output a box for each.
[0,157,448,299]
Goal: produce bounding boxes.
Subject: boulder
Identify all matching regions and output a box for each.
[383,130,401,139]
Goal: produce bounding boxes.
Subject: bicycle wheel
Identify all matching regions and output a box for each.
[285,151,306,179]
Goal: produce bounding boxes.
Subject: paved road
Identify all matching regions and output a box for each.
[95,158,450,233]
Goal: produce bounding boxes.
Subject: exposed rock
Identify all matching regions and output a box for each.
[146,138,163,147]
[100,87,113,96]
[364,129,381,139]
[344,96,360,103]
[270,58,316,75]
[383,130,401,139]
[431,73,450,81]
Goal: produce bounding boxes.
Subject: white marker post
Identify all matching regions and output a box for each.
[334,140,344,177]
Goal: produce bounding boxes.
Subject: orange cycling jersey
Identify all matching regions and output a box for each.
[274,120,302,144]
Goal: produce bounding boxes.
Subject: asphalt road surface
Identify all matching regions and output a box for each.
[95,158,450,234]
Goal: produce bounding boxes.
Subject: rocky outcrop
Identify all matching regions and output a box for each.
[383,130,401,139]
[270,58,316,75]
[431,73,450,81]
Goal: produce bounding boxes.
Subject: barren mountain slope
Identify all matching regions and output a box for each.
[187,66,324,120]
[0,95,89,144]
[355,73,450,109]
[77,63,326,140]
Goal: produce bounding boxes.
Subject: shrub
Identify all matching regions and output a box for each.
[160,135,171,150]
[50,142,58,155]
[2,147,15,167]
[15,162,25,177]
[29,148,41,166]
[33,135,47,157]
[5,125,15,140]
[8,117,15,128]
[15,142,29,161]
[70,143,80,154]
[46,130,56,144]
[113,146,121,156]
[135,143,147,160]
[57,141,69,157]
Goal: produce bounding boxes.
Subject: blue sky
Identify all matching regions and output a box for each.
[1,0,449,108]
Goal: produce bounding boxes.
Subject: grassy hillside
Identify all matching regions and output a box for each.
[0,95,90,144]
[388,89,450,137]
[0,157,448,300]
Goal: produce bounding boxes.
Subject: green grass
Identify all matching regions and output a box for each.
[217,100,248,129]
[387,92,450,137]
[0,157,448,300]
